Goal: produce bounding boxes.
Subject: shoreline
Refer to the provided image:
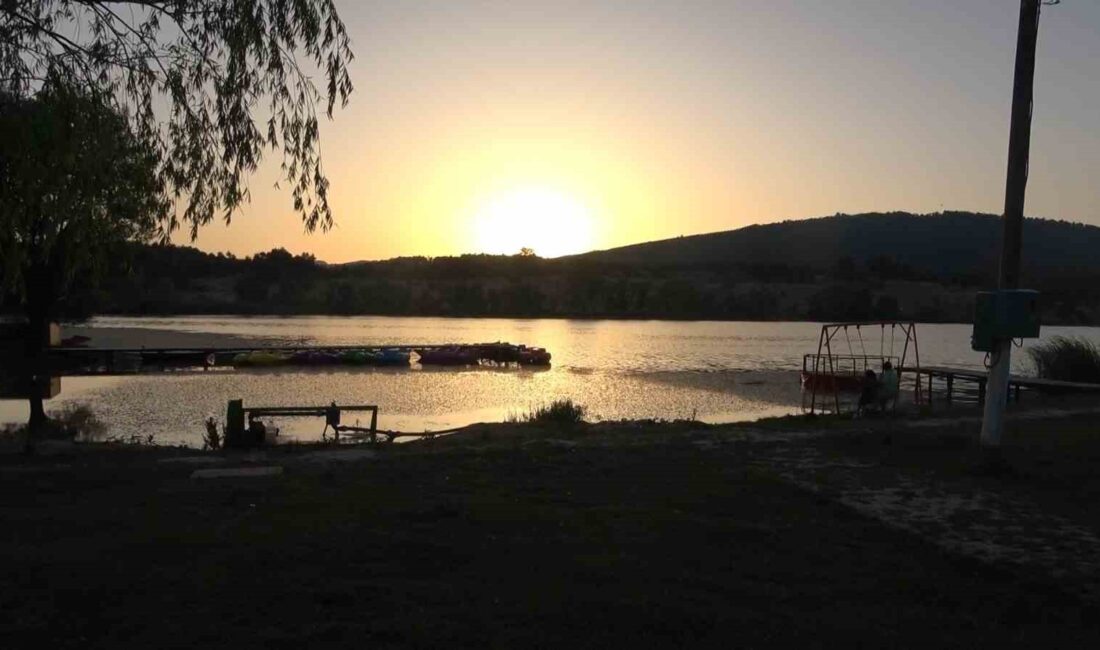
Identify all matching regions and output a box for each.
[7,394,1098,455]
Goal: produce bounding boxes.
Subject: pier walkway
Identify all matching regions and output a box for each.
[903,365,1100,405]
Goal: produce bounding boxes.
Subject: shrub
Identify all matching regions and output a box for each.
[1028,336,1100,383]
[202,417,222,450]
[519,399,587,426]
[48,404,107,441]
[1,406,115,448]
[105,433,157,446]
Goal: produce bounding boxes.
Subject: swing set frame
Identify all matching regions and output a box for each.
[801,321,922,414]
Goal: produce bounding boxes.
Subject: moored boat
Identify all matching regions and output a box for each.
[340,349,378,365]
[415,347,479,366]
[476,342,522,363]
[233,351,290,367]
[517,346,551,366]
[375,348,411,366]
[290,350,341,365]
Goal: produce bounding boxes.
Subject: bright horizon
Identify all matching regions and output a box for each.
[175,1,1100,263]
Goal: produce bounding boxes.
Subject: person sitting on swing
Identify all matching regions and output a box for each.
[857,369,878,416]
[878,361,899,410]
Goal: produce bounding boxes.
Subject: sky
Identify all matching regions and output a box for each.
[178,0,1100,262]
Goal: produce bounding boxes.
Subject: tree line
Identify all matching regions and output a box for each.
[38,242,1095,325]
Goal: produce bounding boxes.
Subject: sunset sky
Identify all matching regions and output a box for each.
[179,0,1100,263]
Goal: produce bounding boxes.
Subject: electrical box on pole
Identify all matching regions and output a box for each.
[979,0,1049,455]
[972,289,1041,352]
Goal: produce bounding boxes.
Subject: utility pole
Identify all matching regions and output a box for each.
[980,0,1045,456]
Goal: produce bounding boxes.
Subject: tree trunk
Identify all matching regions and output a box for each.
[27,390,47,434]
[22,266,55,453]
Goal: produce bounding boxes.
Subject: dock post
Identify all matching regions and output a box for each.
[225,400,245,448]
[978,380,987,407]
[946,376,954,404]
[927,374,933,405]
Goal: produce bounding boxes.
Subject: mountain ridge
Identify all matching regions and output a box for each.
[564,211,1099,277]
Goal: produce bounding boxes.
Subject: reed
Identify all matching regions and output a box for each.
[515,399,587,426]
[1028,336,1100,383]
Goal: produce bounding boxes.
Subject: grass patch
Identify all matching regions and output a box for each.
[510,399,587,426]
[1028,336,1100,383]
[1,442,1096,647]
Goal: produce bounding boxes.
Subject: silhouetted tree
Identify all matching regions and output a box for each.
[2,2,354,442]
[807,285,874,322]
[503,283,545,316]
[0,84,167,442]
[1,1,353,234]
[834,256,858,281]
[326,281,358,315]
[873,295,901,320]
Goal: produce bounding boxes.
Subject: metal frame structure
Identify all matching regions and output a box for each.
[803,321,922,415]
[226,401,379,447]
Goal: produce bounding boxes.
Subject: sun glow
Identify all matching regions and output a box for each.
[472,187,596,258]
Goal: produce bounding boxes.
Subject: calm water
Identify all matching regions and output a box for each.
[3,316,1098,446]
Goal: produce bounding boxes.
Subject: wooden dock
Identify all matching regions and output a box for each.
[31,341,544,376]
[903,365,1100,405]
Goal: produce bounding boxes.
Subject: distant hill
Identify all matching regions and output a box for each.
[570,211,1100,279]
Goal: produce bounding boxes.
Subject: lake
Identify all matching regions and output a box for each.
[3,316,1097,446]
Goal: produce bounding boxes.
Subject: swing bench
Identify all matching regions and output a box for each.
[801,321,922,414]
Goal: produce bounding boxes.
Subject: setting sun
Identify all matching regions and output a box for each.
[472,187,596,258]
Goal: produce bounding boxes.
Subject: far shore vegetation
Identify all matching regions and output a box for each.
[14,211,1100,326]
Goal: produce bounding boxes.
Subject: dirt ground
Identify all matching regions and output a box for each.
[2,414,1099,648]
